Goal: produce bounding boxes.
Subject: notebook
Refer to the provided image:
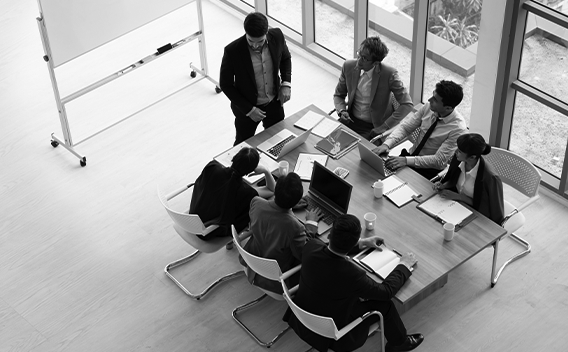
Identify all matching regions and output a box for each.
[294,111,341,138]
[358,142,396,178]
[214,142,278,184]
[353,246,405,280]
[417,193,475,230]
[257,128,311,160]
[381,175,419,207]
[293,161,353,235]
[293,153,328,181]
[314,128,360,159]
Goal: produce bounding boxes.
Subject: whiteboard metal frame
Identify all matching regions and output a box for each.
[36,0,218,167]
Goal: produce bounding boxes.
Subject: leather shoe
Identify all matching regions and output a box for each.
[385,333,424,352]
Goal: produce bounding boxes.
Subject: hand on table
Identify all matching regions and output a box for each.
[438,189,462,202]
[306,208,324,222]
[372,144,389,157]
[358,236,384,251]
[400,252,417,268]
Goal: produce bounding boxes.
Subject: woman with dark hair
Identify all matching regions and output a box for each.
[189,147,276,240]
[434,133,505,224]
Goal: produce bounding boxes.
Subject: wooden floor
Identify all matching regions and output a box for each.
[2,1,568,351]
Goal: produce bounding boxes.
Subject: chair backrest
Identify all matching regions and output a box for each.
[231,226,283,281]
[484,147,541,204]
[280,278,339,339]
[157,185,206,235]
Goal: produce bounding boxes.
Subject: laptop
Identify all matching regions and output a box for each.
[358,142,396,178]
[257,128,311,160]
[293,161,353,235]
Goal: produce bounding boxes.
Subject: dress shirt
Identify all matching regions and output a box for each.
[457,159,479,199]
[352,69,373,123]
[384,103,467,170]
[248,42,275,106]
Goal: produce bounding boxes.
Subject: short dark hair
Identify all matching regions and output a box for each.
[435,80,463,108]
[231,147,259,176]
[457,133,491,158]
[328,214,361,254]
[274,172,304,209]
[360,36,389,62]
[244,12,269,37]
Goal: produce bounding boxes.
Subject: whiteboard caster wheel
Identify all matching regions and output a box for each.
[51,140,59,148]
[190,70,197,78]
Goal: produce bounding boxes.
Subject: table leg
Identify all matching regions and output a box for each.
[491,240,499,288]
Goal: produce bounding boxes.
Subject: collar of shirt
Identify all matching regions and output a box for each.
[458,158,480,177]
[438,108,458,124]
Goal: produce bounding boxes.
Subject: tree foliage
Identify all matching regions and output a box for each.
[429,0,482,48]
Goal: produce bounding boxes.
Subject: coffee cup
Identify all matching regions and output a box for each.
[373,180,384,198]
[278,161,289,176]
[443,223,455,241]
[364,212,377,230]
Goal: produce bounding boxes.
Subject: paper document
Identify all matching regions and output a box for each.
[389,140,414,157]
[381,175,419,207]
[312,119,341,138]
[293,153,328,180]
[294,111,326,131]
[353,246,401,280]
[417,193,473,226]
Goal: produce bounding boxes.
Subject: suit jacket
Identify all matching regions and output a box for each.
[442,155,505,224]
[333,60,413,133]
[219,28,292,116]
[285,239,411,352]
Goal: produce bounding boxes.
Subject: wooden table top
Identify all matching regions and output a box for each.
[245,104,507,305]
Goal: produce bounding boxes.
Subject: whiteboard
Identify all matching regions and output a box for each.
[38,0,195,67]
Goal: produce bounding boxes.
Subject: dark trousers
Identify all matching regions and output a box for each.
[233,99,284,146]
[340,115,374,141]
[400,148,443,180]
[349,299,407,348]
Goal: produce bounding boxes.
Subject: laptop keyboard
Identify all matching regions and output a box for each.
[305,197,336,225]
[384,164,396,177]
[267,135,295,158]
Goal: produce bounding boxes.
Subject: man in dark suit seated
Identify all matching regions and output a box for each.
[220,12,292,146]
[285,214,423,352]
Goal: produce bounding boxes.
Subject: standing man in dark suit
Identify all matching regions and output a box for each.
[333,36,413,141]
[285,214,423,352]
[220,12,292,146]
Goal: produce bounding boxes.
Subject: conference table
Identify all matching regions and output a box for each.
[244,104,507,314]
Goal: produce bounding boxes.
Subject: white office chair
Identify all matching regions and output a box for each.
[157,184,245,300]
[484,148,541,287]
[231,225,296,348]
[280,267,385,352]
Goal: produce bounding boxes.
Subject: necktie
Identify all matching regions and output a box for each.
[412,115,441,156]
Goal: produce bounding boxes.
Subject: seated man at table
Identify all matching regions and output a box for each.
[285,214,423,352]
[333,36,413,141]
[241,172,322,294]
[373,80,467,180]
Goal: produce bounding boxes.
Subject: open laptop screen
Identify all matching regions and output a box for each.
[309,161,352,214]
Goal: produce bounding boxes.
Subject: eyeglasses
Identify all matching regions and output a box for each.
[356,51,373,63]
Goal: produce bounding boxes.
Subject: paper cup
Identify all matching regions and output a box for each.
[278,161,289,177]
[373,180,384,198]
[364,212,377,230]
[443,223,455,241]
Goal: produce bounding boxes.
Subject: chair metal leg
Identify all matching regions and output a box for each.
[232,294,291,348]
[491,233,531,287]
[164,250,245,300]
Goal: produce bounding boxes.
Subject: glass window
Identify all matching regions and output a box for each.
[267,0,302,34]
[315,0,355,59]
[518,17,568,103]
[422,0,483,126]
[510,92,567,178]
[367,1,414,88]
[240,0,254,7]
[534,0,568,15]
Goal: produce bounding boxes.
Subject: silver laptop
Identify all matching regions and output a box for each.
[293,161,353,235]
[358,142,396,178]
[257,128,311,160]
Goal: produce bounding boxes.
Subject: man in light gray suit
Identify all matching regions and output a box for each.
[333,36,413,141]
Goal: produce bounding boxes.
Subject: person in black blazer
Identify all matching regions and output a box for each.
[434,133,505,224]
[285,214,424,352]
[219,12,292,145]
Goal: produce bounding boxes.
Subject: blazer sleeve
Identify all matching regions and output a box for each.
[351,264,411,301]
[275,29,292,84]
[481,169,505,224]
[333,61,350,112]
[219,39,255,115]
[380,71,414,130]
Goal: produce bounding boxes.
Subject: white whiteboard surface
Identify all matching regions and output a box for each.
[38,0,195,67]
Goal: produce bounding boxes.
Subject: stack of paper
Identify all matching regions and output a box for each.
[294,110,341,138]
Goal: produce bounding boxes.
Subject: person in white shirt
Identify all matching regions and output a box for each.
[333,36,413,141]
[373,80,467,179]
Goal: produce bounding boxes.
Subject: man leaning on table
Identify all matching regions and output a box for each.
[285,214,423,352]
[333,36,413,141]
[373,80,468,180]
